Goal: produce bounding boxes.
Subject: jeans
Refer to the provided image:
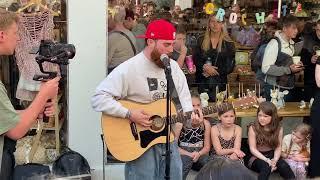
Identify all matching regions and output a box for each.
[125,141,182,180]
[180,146,210,180]
[251,158,295,180]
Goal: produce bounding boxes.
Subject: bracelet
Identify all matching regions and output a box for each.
[265,158,271,163]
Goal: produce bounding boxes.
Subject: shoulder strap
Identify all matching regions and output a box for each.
[287,135,294,155]
[29,119,44,162]
[0,135,4,173]
[168,75,182,112]
[217,124,221,135]
[112,31,137,55]
[274,37,282,56]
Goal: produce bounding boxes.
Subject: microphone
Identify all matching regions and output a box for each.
[160,54,171,70]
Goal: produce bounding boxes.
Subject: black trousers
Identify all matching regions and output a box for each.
[251,158,295,180]
[0,137,16,180]
[308,90,320,177]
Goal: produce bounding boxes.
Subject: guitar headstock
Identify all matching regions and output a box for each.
[232,96,258,109]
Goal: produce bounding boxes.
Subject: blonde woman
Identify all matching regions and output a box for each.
[194,15,235,102]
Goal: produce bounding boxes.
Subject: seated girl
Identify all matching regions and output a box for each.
[281,123,311,180]
[248,101,295,180]
[210,103,245,162]
[175,93,211,180]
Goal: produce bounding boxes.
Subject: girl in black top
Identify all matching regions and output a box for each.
[193,15,235,102]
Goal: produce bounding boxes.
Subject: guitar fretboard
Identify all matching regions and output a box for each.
[162,105,218,124]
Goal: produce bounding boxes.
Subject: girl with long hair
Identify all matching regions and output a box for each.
[248,102,295,180]
[211,103,245,162]
[193,14,235,102]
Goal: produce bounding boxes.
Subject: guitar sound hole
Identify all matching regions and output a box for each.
[150,115,165,132]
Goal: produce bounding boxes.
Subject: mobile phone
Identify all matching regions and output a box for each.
[298,65,308,68]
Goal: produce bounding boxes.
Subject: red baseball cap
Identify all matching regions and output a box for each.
[137,19,176,40]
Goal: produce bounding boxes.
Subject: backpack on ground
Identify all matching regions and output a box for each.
[52,148,91,179]
[13,163,51,180]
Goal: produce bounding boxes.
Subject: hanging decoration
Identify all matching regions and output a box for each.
[205,3,215,15]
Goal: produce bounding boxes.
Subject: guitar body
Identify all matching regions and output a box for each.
[101,99,176,162]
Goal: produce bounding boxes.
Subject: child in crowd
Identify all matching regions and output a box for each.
[171,25,196,74]
[175,93,211,180]
[211,103,245,161]
[281,123,311,179]
[248,101,295,180]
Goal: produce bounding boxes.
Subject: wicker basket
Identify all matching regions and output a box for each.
[228,73,238,82]
[239,74,256,83]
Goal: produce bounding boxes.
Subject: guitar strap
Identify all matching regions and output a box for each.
[167,75,182,112]
[168,76,193,128]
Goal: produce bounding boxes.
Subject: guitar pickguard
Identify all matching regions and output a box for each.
[139,128,168,148]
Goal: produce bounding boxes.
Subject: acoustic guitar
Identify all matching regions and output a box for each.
[101,99,218,162]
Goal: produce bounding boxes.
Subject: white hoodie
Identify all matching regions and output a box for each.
[91,51,193,118]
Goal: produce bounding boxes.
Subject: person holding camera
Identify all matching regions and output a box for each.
[0,9,59,179]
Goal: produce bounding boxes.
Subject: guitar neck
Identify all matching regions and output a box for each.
[170,105,218,124]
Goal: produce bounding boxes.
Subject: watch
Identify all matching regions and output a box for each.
[125,110,131,119]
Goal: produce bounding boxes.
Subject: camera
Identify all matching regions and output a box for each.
[38,40,75,64]
[33,40,76,81]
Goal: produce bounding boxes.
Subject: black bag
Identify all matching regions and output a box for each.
[13,163,50,180]
[52,148,91,179]
[0,137,17,180]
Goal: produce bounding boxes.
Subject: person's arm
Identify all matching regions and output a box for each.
[91,66,152,127]
[248,126,272,164]
[292,155,310,162]
[233,125,245,158]
[234,125,242,150]
[176,45,187,68]
[91,67,129,118]
[315,64,320,87]
[174,122,183,140]
[198,120,211,156]
[211,126,235,156]
[261,39,291,76]
[281,134,289,159]
[272,127,283,163]
[5,77,59,140]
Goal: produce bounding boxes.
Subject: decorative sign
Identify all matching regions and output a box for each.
[205,3,215,15]
[255,12,265,24]
[205,2,293,25]
[216,8,225,22]
[242,13,247,25]
[229,12,238,24]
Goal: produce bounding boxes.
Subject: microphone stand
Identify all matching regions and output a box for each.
[164,65,172,180]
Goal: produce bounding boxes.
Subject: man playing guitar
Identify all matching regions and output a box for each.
[92,19,202,180]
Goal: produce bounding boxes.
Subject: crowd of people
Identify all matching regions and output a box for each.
[1,0,320,179]
[104,2,320,180]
